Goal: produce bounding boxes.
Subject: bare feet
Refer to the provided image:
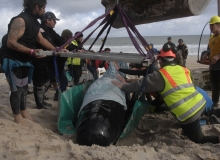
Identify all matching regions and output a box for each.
[14,114,31,127]
[21,110,32,120]
[21,110,39,123]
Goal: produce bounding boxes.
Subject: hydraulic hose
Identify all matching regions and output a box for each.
[198,22,209,62]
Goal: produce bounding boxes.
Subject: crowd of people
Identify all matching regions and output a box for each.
[145,36,188,67]
[0,0,219,145]
[163,36,188,67]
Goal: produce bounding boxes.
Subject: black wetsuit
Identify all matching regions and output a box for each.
[32,23,66,107]
[0,9,39,114]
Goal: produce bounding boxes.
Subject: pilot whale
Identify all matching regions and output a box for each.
[76,61,129,146]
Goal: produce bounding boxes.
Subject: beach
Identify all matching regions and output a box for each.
[0,55,220,160]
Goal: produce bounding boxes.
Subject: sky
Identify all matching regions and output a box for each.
[0,0,218,39]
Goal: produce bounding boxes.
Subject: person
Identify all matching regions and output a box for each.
[32,11,66,108]
[149,43,158,54]
[94,48,110,79]
[61,29,73,42]
[0,0,57,127]
[164,36,176,49]
[60,29,77,85]
[177,38,188,67]
[113,60,162,105]
[0,35,7,73]
[112,43,220,144]
[164,37,184,66]
[38,12,69,101]
[85,48,110,80]
[66,32,85,85]
[202,16,220,108]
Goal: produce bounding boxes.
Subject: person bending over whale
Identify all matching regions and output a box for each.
[112,44,220,144]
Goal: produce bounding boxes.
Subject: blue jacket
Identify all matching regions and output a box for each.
[2,58,34,91]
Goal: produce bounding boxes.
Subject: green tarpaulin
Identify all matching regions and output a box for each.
[58,82,150,138]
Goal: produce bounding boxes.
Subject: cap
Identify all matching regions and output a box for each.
[178,38,183,42]
[167,37,171,40]
[42,12,60,21]
[61,29,73,38]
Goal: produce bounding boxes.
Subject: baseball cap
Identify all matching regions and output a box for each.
[42,12,60,21]
[167,36,171,40]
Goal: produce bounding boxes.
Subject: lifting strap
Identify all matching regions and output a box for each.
[52,6,116,87]
[53,5,156,88]
[117,5,154,59]
[81,6,118,52]
[53,56,60,84]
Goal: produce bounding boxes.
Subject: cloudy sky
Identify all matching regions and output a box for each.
[0,0,218,39]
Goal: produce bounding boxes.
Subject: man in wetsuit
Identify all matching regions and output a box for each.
[0,0,56,126]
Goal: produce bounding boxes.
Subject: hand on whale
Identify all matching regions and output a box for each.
[112,74,127,89]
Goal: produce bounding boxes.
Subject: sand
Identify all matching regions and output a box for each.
[0,55,220,160]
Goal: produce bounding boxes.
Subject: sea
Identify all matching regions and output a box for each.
[83,35,210,56]
[0,35,210,56]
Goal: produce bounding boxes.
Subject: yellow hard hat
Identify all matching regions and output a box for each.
[209,16,220,24]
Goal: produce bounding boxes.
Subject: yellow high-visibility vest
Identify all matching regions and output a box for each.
[66,40,81,66]
[159,65,205,122]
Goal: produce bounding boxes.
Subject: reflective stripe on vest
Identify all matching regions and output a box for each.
[159,65,205,122]
[71,40,78,46]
